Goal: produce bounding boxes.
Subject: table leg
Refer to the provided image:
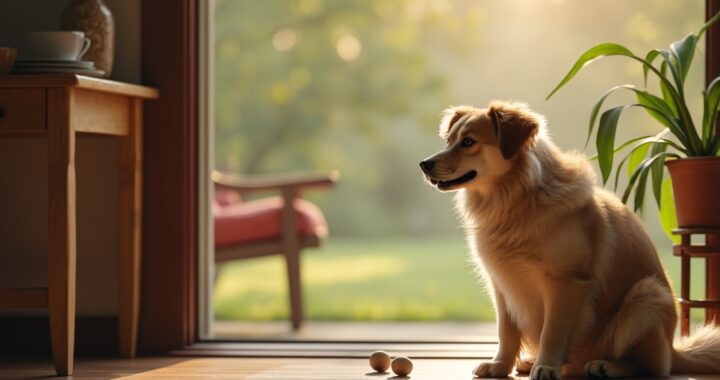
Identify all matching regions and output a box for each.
[47,88,76,376]
[118,98,143,357]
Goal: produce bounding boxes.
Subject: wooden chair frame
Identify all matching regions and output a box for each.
[212,170,338,329]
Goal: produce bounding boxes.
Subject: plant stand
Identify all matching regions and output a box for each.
[672,228,720,336]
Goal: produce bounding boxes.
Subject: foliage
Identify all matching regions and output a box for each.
[213,0,481,236]
[547,11,720,237]
[214,1,706,239]
[213,0,479,173]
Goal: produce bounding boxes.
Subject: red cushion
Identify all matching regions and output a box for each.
[214,189,242,206]
[214,196,328,248]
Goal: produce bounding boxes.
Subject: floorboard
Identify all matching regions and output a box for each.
[1,357,718,380]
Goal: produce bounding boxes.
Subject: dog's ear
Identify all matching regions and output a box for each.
[438,106,470,139]
[488,102,540,160]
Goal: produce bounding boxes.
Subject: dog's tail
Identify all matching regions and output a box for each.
[672,324,720,373]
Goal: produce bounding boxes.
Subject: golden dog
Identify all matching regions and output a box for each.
[420,101,720,379]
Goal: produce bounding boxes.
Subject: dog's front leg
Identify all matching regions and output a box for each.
[474,290,520,378]
[530,275,590,380]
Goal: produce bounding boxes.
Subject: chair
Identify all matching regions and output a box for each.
[212,170,338,330]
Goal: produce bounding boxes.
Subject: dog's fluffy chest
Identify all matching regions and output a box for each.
[470,217,595,351]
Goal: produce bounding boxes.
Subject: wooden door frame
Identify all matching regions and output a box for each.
[139,0,198,353]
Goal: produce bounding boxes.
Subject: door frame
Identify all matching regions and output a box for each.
[139,0,199,353]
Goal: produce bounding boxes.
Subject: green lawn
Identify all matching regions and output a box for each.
[214,237,705,322]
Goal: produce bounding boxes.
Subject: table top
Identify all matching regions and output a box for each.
[0,74,159,99]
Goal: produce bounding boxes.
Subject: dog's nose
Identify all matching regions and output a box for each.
[419,159,435,172]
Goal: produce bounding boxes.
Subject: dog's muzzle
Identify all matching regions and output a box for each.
[431,170,477,190]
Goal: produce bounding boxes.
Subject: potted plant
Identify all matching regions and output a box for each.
[547,12,720,233]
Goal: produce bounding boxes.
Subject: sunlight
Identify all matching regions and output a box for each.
[272,28,300,51]
[306,255,405,285]
[216,255,405,297]
[335,34,362,61]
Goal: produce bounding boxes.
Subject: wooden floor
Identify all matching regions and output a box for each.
[1,357,719,380]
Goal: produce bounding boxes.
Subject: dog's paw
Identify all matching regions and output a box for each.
[472,360,512,378]
[584,360,619,378]
[530,364,561,380]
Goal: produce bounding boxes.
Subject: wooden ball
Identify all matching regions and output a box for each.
[369,350,391,372]
[391,356,413,377]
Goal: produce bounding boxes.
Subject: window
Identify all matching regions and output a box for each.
[199,0,706,341]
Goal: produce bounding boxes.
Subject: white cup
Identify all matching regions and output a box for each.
[21,31,91,61]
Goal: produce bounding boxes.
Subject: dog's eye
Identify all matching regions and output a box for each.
[461,137,475,147]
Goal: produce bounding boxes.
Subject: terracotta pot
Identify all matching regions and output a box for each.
[666,157,720,227]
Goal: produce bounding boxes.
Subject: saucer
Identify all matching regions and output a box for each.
[15,60,94,69]
[16,57,88,62]
[12,67,105,77]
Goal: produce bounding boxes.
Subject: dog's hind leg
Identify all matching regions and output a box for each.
[627,324,672,377]
[583,360,642,378]
[584,277,675,378]
[584,325,671,378]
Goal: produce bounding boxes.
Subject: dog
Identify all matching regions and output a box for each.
[420,101,720,379]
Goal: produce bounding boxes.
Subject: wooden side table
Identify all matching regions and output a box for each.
[672,227,720,336]
[0,75,158,375]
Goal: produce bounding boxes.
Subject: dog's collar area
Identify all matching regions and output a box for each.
[431,170,477,189]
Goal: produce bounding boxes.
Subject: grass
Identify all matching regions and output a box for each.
[214,236,707,322]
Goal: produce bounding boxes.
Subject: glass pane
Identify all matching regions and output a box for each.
[211,0,705,340]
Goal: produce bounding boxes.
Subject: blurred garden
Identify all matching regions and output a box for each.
[212,0,707,322]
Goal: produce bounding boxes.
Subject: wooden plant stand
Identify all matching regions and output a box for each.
[672,227,720,336]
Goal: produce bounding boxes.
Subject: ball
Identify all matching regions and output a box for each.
[369,350,391,372]
[391,356,413,377]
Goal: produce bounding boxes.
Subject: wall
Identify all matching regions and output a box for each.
[0,0,141,315]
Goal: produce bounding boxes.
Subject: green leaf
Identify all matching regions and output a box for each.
[669,33,698,82]
[634,163,651,212]
[613,149,633,193]
[698,10,720,37]
[635,90,676,127]
[703,77,720,145]
[612,133,672,191]
[597,102,687,185]
[650,142,667,208]
[547,43,634,100]
[588,85,684,150]
[658,177,680,244]
[622,152,680,205]
[597,105,631,184]
[632,89,690,148]
[656,49,686,99]
[627,141,651,180]
[654,53,702,153]
[659,62,679,117]
[590,134,653,161]
[643,50,661,85]
[587,85,634,148]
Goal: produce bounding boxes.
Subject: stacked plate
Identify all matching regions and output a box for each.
[12,59,105,77]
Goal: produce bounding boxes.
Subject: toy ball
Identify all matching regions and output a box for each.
[391,356,413,377]
[369,350,391,372]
